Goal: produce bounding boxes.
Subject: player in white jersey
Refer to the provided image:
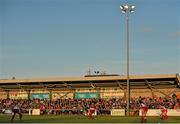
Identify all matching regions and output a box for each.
[11,103,22,122]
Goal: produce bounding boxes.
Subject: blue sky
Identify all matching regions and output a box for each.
[0,0,179,79]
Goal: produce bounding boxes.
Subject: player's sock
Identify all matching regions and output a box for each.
[144,118,147,123]
[141,117,144,123]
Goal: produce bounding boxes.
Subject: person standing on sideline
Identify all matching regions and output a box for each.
[11,102,22,122]
[160,105,168,120]
[88,103,96,119]
[140,100,148,123]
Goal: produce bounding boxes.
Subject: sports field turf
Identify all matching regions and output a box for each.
[0,115,180,123]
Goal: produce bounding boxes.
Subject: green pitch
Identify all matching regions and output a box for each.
[0,115,180,123]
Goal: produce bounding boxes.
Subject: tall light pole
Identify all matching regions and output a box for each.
[120,4,135,116]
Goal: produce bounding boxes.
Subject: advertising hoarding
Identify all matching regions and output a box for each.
[31,93,49,99]
[75,92,99,99]
[52,92,73,99]
[111,109,125,116]
[139,109,180,116]
[9,91,28,99]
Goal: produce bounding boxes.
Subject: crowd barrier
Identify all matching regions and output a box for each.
[139,109,180,116]
[110,109,125,116]
[1,108,180,116]
[167,109,180,116]
[31,109,40,115]
[4,109,12,114]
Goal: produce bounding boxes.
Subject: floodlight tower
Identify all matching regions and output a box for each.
[120,4,135,116]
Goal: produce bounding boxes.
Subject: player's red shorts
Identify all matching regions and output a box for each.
[142,108,148,117]
[88,107,95,114]
[162,109,167,116]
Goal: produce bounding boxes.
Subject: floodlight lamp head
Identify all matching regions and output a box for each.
[120,5,135,13]
[130,10,135,13]
[122,10,126,13]
[124,5,129,9]
[120,5,127,13]
[120,6,124,10]
[131,5,135,9]
[130,5,135,13]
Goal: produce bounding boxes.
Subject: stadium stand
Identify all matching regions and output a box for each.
[0,74,179,116]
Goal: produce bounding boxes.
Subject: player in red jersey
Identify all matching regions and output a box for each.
[160,105,168,120]
[88,103,96,119]
[140,101,148,123]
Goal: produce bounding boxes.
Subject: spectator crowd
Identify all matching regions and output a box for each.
[0,96,179,115]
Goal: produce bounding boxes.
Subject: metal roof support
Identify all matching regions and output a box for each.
[176,78,180,88]
[167,88,180,96]
[89,82,96,89]
[116,81,126,100]
[62,81,67,86]
[16,83,21,88]
[178,77,180,83]
[147,81,174,85]
[145,80,170,98]
[178,83,180,89]
[39,83,45,88]
[175,74,180,88]
[46,84,56,88]
[116,81,125,90]
[62,81,73,89]
[5,90,10,99]
[59,91,73,99]
[145,80,154,90]
[67,85,73,90]
[144,80,155,98]
[176,74,180,82]
[49,89,52,100]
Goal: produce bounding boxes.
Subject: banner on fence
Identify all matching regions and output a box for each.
[31,93,49,99]
[167,109,180,116]
[75,92,99,99]
[111,109,125,116]
[139,109,180,116]
[139,109,160,116]
[4,109,12,114]
[32,109,40,115]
